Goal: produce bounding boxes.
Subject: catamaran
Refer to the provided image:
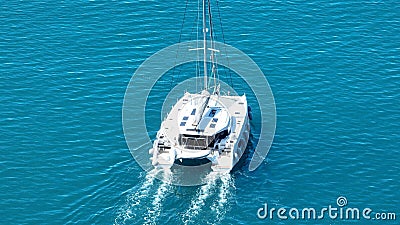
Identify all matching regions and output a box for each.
[149,0,250,172]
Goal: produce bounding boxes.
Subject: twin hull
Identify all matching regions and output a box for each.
[149,92,250,172]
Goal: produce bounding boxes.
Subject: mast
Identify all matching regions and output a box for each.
[202,0,207,90]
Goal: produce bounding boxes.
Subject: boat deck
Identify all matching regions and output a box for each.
[162,92,247,143]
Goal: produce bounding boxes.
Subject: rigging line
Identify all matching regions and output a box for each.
[202,0,208,90]
[190,6,199,41]
[209,1,220,88]
[175,7,198,91]
[210,30,220,92]
[170,0,190,89]
[189,2,200,93]
[216,0,234,89]
[207,0,216,92]
[196,0,201,93]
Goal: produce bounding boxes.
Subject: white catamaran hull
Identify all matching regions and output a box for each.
[149,92,250,172]
[148,0,252,173]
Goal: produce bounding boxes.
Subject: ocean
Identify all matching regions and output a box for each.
[1,0,399,224]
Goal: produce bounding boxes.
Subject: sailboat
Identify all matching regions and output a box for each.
[149,0,250,172]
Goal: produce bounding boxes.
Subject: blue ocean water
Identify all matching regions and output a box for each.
[1,0,399,224]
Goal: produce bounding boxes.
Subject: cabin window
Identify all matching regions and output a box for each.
[191,109,196,115]
[182,116,189,121]
[180,122,186,126]
[179,134,210,150]
[212,118,218,122]
[208,109,217,117]
[210,123,216,128]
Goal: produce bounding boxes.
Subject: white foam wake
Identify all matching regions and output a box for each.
[114,169,159,225]
[182,172,234,224]
[144,169,173,225]
[211,173,234,223]
[181,172,218,224]
[115,170,235,225]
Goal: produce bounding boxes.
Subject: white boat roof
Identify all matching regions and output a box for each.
[161,91,248,141]
[177,94,230,135]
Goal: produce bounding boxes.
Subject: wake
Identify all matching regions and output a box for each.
[143,170,172,225]
[114,170,234,225]
[182,172,234,225]
[211,173,234,222]
[114,169,172,225]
